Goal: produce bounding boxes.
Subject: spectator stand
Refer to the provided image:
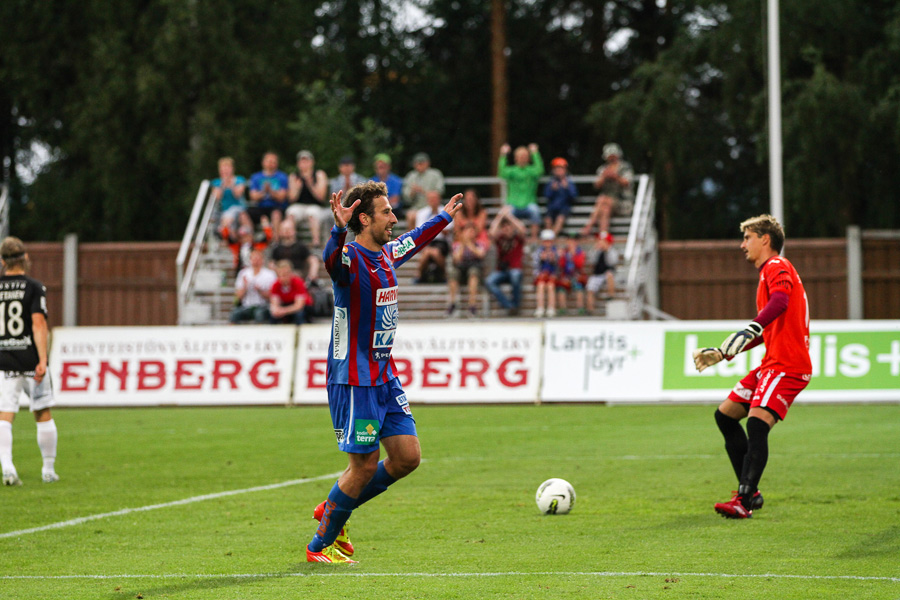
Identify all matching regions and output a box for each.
[177,174,665,324]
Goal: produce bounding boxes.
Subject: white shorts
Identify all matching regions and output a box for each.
[0,373,55,413]
[285,203,322,223]
[586,274,611,293]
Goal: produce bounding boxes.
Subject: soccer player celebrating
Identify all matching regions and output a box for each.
[0,237,59,486]
[306,181,462,563]
[692,215,811,519]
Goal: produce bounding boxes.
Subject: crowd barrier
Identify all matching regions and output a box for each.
[48,320,899,407]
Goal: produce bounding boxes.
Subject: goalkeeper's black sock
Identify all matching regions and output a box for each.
[714,409,748,482]
[738,416,771,510]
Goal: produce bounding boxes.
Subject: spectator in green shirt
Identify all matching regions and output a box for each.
[498,143,543,242]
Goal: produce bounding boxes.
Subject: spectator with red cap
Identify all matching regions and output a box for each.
[543,157,577,236]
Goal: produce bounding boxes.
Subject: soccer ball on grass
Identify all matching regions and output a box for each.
[535,478,575,515]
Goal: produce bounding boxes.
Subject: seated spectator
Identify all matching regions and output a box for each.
[413,190,453,284]
[267,219,319,281]
[485,206,527,316]
[543,157,577,236]
[446,223,489,317]
[585,231,619,313]
[555,233,588,315]
[402,152,445,231]
[211,156,247,235]
[532,229,559,318]
[247,151,289,230]
[330,155,367,196]
[286,150,329,247]
[222,212,272,273]
[498,142,544,242]
[230,249,277,324]
[269,260,310,325]
[453,188,487,238]
[371,153,405,221]
[582,143,633,236]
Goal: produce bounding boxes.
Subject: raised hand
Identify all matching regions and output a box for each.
[330,191,360,228]
[443,193,464,217]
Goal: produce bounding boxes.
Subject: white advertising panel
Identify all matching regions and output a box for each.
[50,326,297,406]
[293,321,543,404]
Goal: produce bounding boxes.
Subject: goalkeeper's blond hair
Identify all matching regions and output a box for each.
[740,214,784,253]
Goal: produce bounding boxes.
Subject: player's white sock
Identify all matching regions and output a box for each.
[0,420,15,475]
[36,419,57,475]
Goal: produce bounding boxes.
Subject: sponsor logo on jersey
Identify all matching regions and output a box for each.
[373,329,396,348]
[381,304,398,329]
[332,307,348,360]
[392,237,416,259]
[354,419,379,444]
[341,246,350,266]
[376,285,398,306]
[334,428,345,443]
[372,349,391,361]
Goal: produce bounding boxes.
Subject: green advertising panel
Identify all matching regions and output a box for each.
[664,329,900,390]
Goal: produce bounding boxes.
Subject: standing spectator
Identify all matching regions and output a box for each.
[286,150,329,247]
[230,248,277,324]
[692,214,811,520]
[269,260,309,324]
[412,191,452,284]
[330,155,366,196]
[446,223,489,317]
[582,143,633,236]
[543,157,577,236]
[555,233,587,315]
[532,229,559,318]
[485,206,527,316]
[498,143,544,242]
[211,157,247,236]
[267,219,319,281]
[247,151,289,230]
[371,153,405,221]
[402,152,445,231]
[0,237,59,486]
[453,188,487,238]
[585,231,619,313]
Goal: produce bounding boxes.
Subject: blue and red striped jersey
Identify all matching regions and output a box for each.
[323,211,452,386]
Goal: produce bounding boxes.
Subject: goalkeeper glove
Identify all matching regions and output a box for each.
[692,347,725,372]
[720,321,763,358]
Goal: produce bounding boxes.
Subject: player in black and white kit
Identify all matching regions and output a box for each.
[0,237,58,486]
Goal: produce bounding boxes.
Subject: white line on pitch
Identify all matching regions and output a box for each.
[1,571,898,583]
[0,471,344,540]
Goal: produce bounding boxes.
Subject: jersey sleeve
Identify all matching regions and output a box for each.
[322,226,352,286]
[764,259,794,296]
[386,211,452,268]
[30,282,47,317]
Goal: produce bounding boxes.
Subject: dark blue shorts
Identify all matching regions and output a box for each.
[327,379,417,453]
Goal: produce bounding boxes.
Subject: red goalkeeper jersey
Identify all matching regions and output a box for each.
[757,256,812,374]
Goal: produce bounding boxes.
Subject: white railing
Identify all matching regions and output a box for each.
[0,184,9,240]
[176,180,213,324]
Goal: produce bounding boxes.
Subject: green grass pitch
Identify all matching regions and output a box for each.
[1,403,898,599]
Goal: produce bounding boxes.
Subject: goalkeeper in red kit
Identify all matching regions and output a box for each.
[692,215,812,519]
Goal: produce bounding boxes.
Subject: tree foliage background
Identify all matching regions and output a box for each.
[2,0,899,241]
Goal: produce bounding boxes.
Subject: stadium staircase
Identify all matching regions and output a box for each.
[176,174,666,324]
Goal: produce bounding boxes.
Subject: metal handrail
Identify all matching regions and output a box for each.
[176,180,211,324]
[0,184,9,240]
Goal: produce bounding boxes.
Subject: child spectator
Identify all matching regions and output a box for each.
[269,260,310,324]
[447,223,489,317]
[585,231,619,313]
[498,142,544,242]
[485,206,527,316]
[212,157,247,236]
[543,157,577,236]
[533,229,559,318]
[230,249,277,324]
[222,212,273,273]
[556,233,588,315]
[413,190,453,284]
